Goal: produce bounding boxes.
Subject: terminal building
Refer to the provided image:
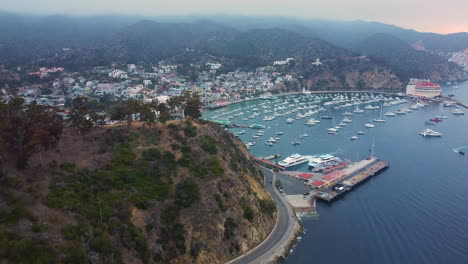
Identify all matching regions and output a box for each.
[406,79,441,98]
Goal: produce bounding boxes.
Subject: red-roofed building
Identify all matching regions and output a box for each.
[297,173,313,179]
[311,180,326,188]
[322,170,345,181]
[406,79,441,98]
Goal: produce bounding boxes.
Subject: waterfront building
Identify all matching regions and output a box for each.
[406,79,441,98]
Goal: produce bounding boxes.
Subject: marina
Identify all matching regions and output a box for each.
[203,84,468,264]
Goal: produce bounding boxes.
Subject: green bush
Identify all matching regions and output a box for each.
[60,162,76,173]
[112,144,136,165]
[259,199,276,215]
[214,194,227,212]
[223,217,237,240]
[175,178,200,208]
[200,135,217,154]
[243,206,254,222]
[183,125,197,137]
[142,148,160,161]
[209,158,224,177]
[0,229,59,263]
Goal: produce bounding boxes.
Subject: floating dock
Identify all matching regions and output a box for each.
[316,158,389,202]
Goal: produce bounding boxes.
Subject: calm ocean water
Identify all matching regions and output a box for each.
[203,81,468,264]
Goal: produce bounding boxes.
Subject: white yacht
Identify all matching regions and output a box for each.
[349,136,359,140]
[364,123,375,128]
[267,137,277,143]
[354,107,364,113]
[278,153,309,167]
[304,118,320,126]
[344,112,353,116]
[276,131,284,135]
[342,117,352,123]
[384,112,396,117]
[451,108,464,115]
[286,118,295,124]
[419,129,442,137]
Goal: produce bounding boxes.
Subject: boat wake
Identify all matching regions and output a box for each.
[453,146,468,153]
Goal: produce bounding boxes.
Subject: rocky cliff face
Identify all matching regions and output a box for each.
[0,120,275,264]
[277,58,403,91]
[449,50,468,72]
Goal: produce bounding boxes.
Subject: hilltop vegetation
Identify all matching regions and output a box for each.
[355,33,466,81]
[0,98,276,263]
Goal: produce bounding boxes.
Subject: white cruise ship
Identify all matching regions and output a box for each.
[278,153,309,168]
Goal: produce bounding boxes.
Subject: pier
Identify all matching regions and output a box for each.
[440,96,468,109]
[275,157,389,206]
[316,158,389,202]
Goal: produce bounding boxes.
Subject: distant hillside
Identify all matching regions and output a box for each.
[40,20,354,71]
[206,27,353,61]
[421,33,468,52]
[0,120,276,263]
[355,33,466,81]
[0,12,139,65]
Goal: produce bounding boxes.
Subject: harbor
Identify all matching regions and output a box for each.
[203,83,468,264]
[272,155,389,209]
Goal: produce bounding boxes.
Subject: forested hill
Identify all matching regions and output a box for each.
[40,20,353,70]
[355,33,466,81]
[0,97,276,263]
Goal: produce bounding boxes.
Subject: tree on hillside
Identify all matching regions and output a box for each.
[139,100,158,127]
[158,103,171,124]
[166,96,183,113]
[0,98,63,169]
[69,96,98,136]
[110,98,141,126]
[182,92,203,119]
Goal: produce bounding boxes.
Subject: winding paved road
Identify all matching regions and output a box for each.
[227,167,298,264]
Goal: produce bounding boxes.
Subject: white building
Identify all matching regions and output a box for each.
[143,80,152,87]
[406,79,441,98]
[109,70,128,79]
[273,58,294,66]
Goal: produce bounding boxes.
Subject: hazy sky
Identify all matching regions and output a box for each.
[2,0,467,33]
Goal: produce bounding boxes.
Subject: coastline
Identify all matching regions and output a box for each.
[204,90,402,110]
[226,167,301,264]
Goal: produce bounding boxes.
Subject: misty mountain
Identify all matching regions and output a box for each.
[421,33,468,52]
[355,33,465,81]
[0,11,140,64]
